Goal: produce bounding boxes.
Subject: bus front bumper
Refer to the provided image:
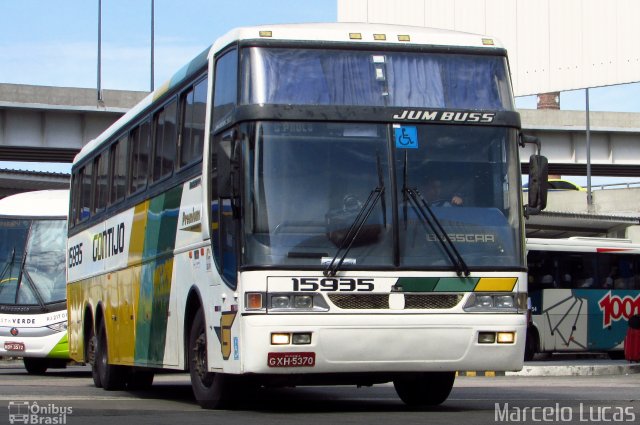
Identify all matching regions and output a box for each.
[238,313,526,375]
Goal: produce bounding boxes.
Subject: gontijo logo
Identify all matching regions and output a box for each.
[92,222,125,261]
[598,291,640,328]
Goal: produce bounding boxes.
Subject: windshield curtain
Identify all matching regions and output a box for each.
[243,122,523,270]
[0,219,67,306]
[241,47,513,110]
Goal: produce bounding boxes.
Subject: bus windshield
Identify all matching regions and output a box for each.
[241,47,514,110]
[0,219,67,307]
[243,122,523,270]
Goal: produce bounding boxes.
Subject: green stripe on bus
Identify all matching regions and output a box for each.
[46,332,70,359]
[135,186,183,365]
[434,277,479,292]
[395,277,440,292]
[396,277,480,292]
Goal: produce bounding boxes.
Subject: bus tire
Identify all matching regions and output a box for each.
[608,350,625,360]
[393,371,455,407]
[96,322,126,390]
[189,308,239,409]
[86,328,102,388]
[524,328,538,361]
[23,358,48,375]
[126,368,155,390]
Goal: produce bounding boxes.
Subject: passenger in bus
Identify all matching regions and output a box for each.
[603,266,617,289]
[424,179,464,207]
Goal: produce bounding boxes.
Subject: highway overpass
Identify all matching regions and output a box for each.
[1,83,639,240]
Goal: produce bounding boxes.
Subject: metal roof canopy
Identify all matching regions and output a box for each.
[0,169,70,199]
[525,211,639,239]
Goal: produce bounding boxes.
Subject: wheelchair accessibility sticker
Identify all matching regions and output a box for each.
[394,125,418,149]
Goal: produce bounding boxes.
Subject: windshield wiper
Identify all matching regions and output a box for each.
[323,185,385,277]
[403,186,470,277]
[401,152,469,276]
[17,225,48,312]
[324,151,387,277]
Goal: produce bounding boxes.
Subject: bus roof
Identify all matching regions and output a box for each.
[527,237,640,253]
[0,190,69,218]
[73,22,506,166]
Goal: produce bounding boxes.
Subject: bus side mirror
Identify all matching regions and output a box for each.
[526,154,548,216]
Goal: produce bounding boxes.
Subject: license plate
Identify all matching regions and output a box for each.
[268,352,315,368]
[4,342,25,352]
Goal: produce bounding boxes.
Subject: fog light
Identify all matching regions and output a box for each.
[292,333,312,345]
[271,295,290,309]
[478,332,496,344]
[271,333,290,345]
[293,295,313,309]
[497,332,515,344]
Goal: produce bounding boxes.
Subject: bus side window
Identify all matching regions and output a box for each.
[70,172,80,226]
[527,251,556,289]
[93,150,109,215]
[179,77,207,167]
[129,121,150,194]
[80,163,93,222]
[110,135,128,205]
[559,252,596,289]
[212,48,237,127]
[211,48,239,287]
[152,99,177,182]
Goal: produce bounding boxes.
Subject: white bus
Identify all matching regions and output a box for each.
[0,190,69,374]
[67,23,547,408]
[526,237,640,360]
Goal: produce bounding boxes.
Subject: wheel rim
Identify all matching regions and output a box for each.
[99,333,108,372]
[87,336,97,366]
[192,331,213,387]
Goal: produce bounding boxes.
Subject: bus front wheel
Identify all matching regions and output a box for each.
[189,308,243,409]
[23,358,48,375]
[393,372,455,407]
[524,328,538,361]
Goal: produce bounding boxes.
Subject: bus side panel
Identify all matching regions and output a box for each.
[532,288,639,352]
[133,188,182,367]
[167,176,208,368]
[67,281,84,361]
[580,289,639,351]
[114,266,137,364]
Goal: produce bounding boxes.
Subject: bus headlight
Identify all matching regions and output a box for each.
[464,293,524,312]
[46,321,68,333]
[494,295,515,308]
[266,293,329,312]
[271,295,291,309]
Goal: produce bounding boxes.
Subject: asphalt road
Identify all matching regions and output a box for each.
[1,364,639,425]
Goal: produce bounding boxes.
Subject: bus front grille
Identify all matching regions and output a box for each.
[404,294,463,309]
[327,293,463,310]
[328,294,389,309]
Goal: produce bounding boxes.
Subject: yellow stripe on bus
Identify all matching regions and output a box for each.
[128,200,150,267]
[474,277,517,292]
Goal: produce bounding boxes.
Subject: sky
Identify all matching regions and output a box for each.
[0,0,638,184]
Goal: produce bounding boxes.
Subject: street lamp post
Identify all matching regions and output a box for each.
[97,0,103,102]
[151,0,155,92]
